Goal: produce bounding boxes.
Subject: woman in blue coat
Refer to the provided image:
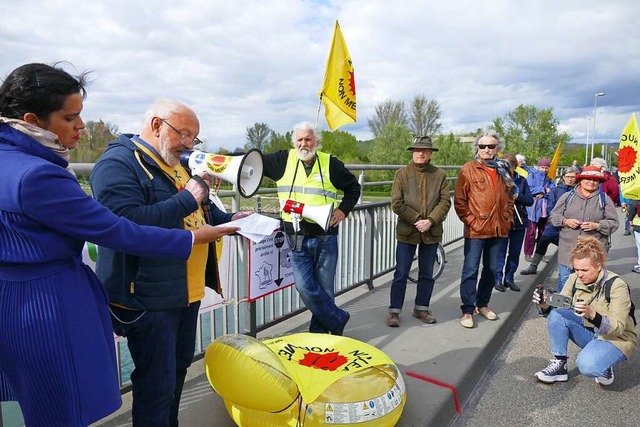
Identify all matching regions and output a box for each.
[495,154,533,292]
[0,63,238,426]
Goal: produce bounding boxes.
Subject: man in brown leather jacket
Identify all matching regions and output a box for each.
[454,131,515,328]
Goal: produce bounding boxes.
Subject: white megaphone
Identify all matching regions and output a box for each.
[281,199,334,232]
[180,149,264,198]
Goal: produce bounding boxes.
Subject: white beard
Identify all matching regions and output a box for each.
[296,146,317,162]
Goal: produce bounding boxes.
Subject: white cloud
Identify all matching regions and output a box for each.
[1,0,639,151]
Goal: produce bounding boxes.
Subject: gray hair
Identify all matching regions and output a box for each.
[143,99,190,129]
[291,121,320,146]
[516,154,526,163]
[561,166,580,176]
[474,130,505,153]
[590,157,608,171]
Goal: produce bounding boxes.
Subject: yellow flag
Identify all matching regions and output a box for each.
[618,113,640,199]
[319,21,356,130]
[548,142,563,181]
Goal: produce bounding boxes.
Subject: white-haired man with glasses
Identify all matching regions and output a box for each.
[454,131,515,328]
[90,99,249,426]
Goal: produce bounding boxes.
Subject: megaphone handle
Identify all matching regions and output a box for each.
[190,175,211,204]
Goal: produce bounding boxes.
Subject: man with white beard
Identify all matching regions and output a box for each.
[262,121,361,335]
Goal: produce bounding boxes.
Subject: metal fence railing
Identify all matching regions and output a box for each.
[74,163,464,389]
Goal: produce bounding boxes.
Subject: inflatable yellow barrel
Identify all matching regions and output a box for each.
[205,333,406,426]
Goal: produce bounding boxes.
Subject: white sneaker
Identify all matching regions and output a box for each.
[595,366,614,386]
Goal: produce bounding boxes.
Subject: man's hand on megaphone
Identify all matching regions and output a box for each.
[185,174,210,204]
[330,208,346,227]
[192,224,240,245]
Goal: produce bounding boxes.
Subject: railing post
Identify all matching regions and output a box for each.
[363,207,375,290]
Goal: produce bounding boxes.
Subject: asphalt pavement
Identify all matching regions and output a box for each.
[89,211,639,427]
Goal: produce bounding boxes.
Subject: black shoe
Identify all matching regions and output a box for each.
[505,281,520,292]
[535,359,568,383]
[333,312,350,336]
[494,282,506,292]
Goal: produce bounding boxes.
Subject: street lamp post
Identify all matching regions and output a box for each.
[590,92,606,161]
[585,117,591,167]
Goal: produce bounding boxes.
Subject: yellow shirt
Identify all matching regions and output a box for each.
[134,143,208,303]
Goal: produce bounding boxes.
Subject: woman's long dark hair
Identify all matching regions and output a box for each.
[0,62,89,121]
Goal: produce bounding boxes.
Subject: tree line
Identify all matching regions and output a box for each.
[72,97,593,177]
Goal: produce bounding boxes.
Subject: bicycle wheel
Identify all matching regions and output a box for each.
[433,243,446,280]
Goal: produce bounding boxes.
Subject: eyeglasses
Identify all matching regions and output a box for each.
[159,118,203,147]
[478,144,497,149]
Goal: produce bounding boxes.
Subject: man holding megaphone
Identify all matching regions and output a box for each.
[263,121,361,336]
[90,99,250,426]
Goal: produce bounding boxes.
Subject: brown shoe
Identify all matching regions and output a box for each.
[412,309,437,324]
[387,312,400,327]
[475,307,498,320]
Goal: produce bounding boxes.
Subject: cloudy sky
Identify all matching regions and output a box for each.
[2,0,638,152]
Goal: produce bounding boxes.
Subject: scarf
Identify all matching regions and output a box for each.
[475,153,519,198]
[0,116,76,177]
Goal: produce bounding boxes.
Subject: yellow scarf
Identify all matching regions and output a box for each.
[134,142,208,303]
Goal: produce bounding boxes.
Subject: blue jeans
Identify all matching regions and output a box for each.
[111,302,200,427]
[389,241,438,312]
[460,237,504,314]
[496,227,526,284]
[558,264,574,292]
[547,308,626,377]
[291,235,349,334]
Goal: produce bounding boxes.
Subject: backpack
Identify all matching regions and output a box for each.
[571,275,637,326]
[564,190,607,213]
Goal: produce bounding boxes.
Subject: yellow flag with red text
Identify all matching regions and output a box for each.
[319,21,356,130]
[618,113,640,199]
[548,142,563,181]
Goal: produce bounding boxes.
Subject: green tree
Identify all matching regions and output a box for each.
[408,95,442,137]
[367,100,407,138]
[432,133,473,167]
[367,124,413,183]
[245,122,272,151]
[71,120,118,162]
[263,131,292,153]
[492,104,570,161]
[319,130,360,163]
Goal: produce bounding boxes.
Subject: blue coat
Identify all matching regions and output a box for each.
[90,134,233,311]
[526,168,555,222]
[512,174,534,230]
[0,124,192,425]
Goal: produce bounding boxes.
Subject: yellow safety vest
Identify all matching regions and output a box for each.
[276,149,339,225]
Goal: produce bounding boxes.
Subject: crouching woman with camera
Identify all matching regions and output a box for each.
[532,236,637,386]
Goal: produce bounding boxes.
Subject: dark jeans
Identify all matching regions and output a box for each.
[460,237,504,314]
[496,227,526,283]
[389,241,438,312]
[534,234,558,256]
[111,301,201,427]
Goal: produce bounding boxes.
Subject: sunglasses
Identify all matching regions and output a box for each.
[478,144,497,149]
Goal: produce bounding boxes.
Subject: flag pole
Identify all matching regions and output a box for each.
[315,95,323,129]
